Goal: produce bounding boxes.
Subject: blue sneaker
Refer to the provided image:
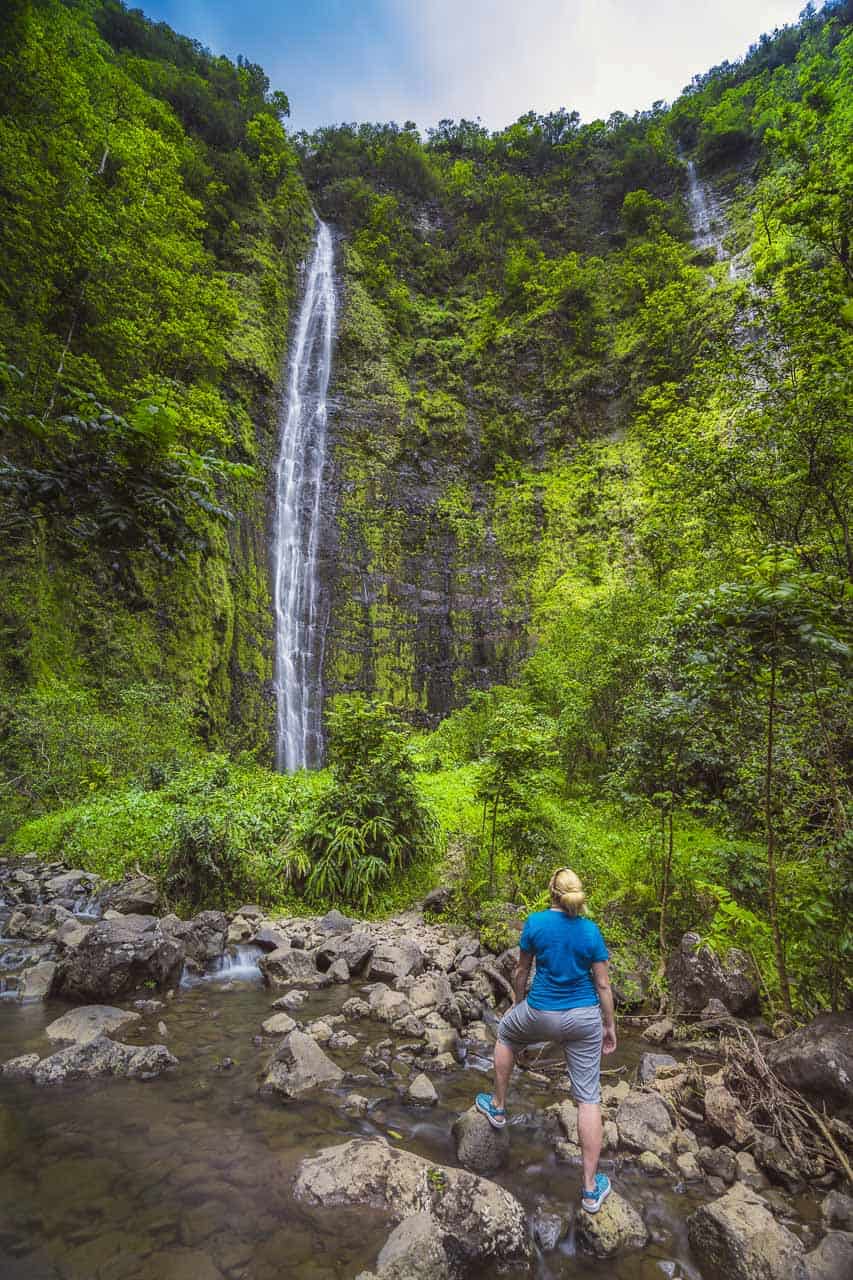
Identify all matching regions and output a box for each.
[581,1173,611,1214]
[475,1092,507,1129]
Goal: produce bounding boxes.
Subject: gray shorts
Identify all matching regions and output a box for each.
[497,1000,603,1103]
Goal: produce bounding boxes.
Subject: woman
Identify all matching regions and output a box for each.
[475,867,617,1214]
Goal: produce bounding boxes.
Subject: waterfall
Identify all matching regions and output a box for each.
[272,219,336,772]
[685,159,726,260]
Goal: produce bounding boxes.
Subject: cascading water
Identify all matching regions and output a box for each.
[685,159,726,260]
[272,219,336,772]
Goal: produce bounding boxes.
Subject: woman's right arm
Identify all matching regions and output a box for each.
[592,960,617,1054]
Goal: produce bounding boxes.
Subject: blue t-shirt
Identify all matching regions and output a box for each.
[519,909,608,1011]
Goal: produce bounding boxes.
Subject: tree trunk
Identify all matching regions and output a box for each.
[659,807,673,975]
[765,637,793,1013]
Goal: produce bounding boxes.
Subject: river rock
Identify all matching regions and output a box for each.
[676,1151,703,1180]
[734,1149,769,1190]
[368,984,413,1024]
[638,1150,667,1174]
[804,1230,853,1280]
[369,940,424,985]
[258,946,328,988]
[45,1005,141,1045]
[533,1210,566,1251]
[31,1035,177,1085]
[667,932,759,1015]
[261,1030,343,1097]
[161,911,228,963]
[751,1133,807,1192]
[261,1012,296,1036]
[406,1073,438,1105]
[575,1191,649,1258]
[704,1082,755,1147]
[615,1089,675,1156]
[643,1017,674,1044]
[317,932,375,975]
[766,1014,853,1105]
[422,886,452,916]
[98,874,160,916]
[822,1191,853,1232]
[294,1138,528,1263]
[408,973,452,1014]
[452,1106,509,1173]
[251,924,288,952]
[637,1052,678,1084]
[373,1212,451,1280]
[17,960,57,1002]
[56,914,184,1000]
[698,1145,737,1184]
[1,1054,40,1080]
[687,1182,805,1280]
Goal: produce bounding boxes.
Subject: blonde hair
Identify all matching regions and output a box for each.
[549,867,586,917]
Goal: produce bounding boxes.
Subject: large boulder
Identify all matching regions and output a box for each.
[615,1089,675,1157]
[17,961,57,1002]
[56,915,184,1000]
[369,941,424,985]
[98,874,160,916]
[161,911,228,964]
[295,1138,528,1264]
[766,1014,852,1105]
[258,946,328,988]
[575,1192,649,1258]
[316,931,375,976]
[803,1231,853,1280]
[687,1182,805,1280]
[372,1213,451,1280]
[667,932,759,1015]
[452,1106,510,1173]
[30,1036,177,1085]
[45,1005,141,1045]
[260,1030,343,1097]
[704,1082,755,1148]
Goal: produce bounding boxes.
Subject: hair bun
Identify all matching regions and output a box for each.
[549,867,586,916]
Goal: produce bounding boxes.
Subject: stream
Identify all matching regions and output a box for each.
[1,958,770,1280]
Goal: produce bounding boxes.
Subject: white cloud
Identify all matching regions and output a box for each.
[392,0,811,128]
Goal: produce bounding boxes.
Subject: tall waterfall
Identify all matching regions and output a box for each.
[685,159,726,260]
[272,219,336,772]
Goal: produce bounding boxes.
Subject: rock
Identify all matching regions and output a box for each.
[532,1210,566,1252]
[602,1080,630,1106]
[676,1152,703,1180]
[32,1035,177,1085]
[667,932,759,1015]
[164,910,228,963]
[17,960,57,1002]
[56,915,183,1000]
[294,1138,528,1263]
[45,1005,141,1045]
[702,997,730,1019]
[344,1093,370,1116]
[643,1018,674,1044]
[133,998,164,1013]
[424,1026,460,1059]
[704,1083,755,1147]
[638,1052,678,1084]
[1,1054,40,1080]
[227,917,252,944]
[272,989,308,1010]
[55,918,93,950]
[638,1151,667,1175]
[422,886,452,916]
[261,1012,297,1036]
[698,1145,737,1184]
[547,1099,579,1144]
[374,1212,451,1280]
[369,940,424,985]
[615,1089,675,1157]
[766,1014,853,1105]
[752,1132,807,1192]
[803,1230,853,1280]
[99,874,160,916]
[235,904,263,919]
[328,957,350,983]
[452,1106,510,1173]
[575,1191,649,1258]
[258,946,328,988]
[408,972,453,1015]
[328,1030,358,1050]
[687,1182,805,1280]
[406,1073,438,1105]
[260,1030,343,1097]
[734,1149,769,1190]
[318,909,355,933]
[822,1191,853,1232]
[368,985,412,1024]
[341,997,371,1020]
[317,932,375,975]
[251,924,288,952]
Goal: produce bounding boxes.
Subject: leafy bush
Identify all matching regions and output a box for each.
[298,695,440,912]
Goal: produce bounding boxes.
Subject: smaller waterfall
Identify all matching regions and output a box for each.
[685,160,726,261]
[181,944,264,987]
[272,219,336,773]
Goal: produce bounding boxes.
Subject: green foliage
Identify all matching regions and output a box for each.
[298,696,440,912]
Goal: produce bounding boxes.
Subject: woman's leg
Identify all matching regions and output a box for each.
[577,1102,603,1191]
[493,1040,515,1110]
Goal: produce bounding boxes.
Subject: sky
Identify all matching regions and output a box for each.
[137,0,815,133]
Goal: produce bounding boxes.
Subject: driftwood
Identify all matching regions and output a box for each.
[721,1022,851,1185]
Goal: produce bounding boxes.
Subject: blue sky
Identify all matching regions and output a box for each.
[137,1,815,133]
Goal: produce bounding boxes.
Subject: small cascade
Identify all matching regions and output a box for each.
[272,218,336,773]
[182,944,264,987]
[72,891,102,920]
